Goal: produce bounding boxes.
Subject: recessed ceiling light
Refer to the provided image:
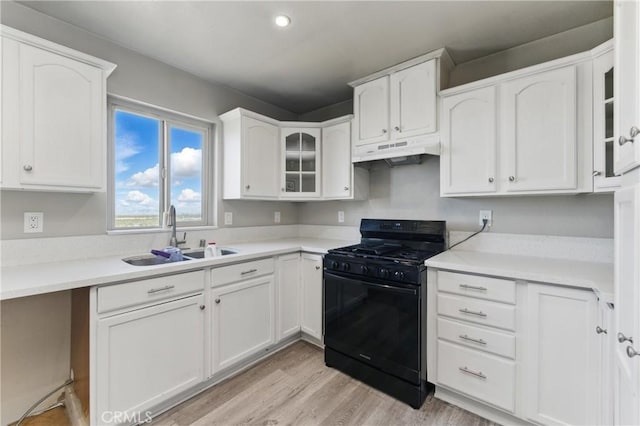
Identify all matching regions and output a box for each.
[275,15,291,27]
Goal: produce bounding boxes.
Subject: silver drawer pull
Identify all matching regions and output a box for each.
[241,268,258,275]
[459,334,487,345]
[459,284,487,292]
[459,308,487,317]
[459,366,487,379]
[147,285,175,294]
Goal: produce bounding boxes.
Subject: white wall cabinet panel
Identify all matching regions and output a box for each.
[613,182,640,426]
[524,284,599,426]
[96,295,205,422]
[440,86,497,195]
[390,60,437,138]
[614,0,640,175]
[500,66,578,192]
[242,117,280,198]
[322,121,352,199]
[211,276,275,373]
[301,253,323,341]
[1,26,115,192]
[277,253,301,341]
[353,76,390,146]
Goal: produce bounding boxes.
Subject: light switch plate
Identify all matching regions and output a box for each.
[338,211,345,223]
[24,212,43,233]
[274,211,281,223]
[224,212,233,225]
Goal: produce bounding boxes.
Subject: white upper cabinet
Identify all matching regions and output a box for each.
[390,59,437,138]
[500,66,578,192]
[440,86,497,195]
[614,0,640,175]
[280,127,321,198]
[353,76,390,146]
[1,26,116,192]
[221,109,280,200]
[440,54,593,197]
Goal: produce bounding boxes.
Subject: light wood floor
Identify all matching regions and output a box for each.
[153,342,496,426]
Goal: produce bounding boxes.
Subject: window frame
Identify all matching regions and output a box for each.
[107,96,214,231]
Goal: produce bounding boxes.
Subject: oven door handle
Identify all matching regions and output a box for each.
[324,272,418,296]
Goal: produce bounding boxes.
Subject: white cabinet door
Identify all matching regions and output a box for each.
[301,253,323,341]
[596,299,615,426]
[241,116,280,198]
[390,60,437,139]
[353,76,389,146]
[281,127,321,198]
[500,66,577,192]
[277,253,301,341]
[614,0,640,175]
[613,183,640,426]
[322,121,352,199]
[211,276,275,372]
[96,295,205,422]
[440,86,497,195]
[524,284,599,426]
[14,42,105,190]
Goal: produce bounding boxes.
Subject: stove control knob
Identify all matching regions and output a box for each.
[394,271,405,280]
[330,261,339,269]
[360,265,369,274]
[380,268,390,279]
[342,263,351,271]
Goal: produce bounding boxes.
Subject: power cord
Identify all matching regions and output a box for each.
[448,219,488,250]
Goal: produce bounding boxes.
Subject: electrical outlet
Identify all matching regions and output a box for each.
[338,211,345,223]
[479,210,492,227]
[24,212,43,233]
[224,212,233,225]
[274,211,281,223]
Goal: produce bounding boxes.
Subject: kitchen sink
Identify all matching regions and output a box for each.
[122,255,192,266]
[183,248,237,259]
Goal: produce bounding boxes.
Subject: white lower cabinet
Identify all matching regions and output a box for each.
[277,253,301,341]
[596,298,615,425]
[301,253,323,341]
[430,269,602,425]
[95,294,205,424]
[211,275,275,373]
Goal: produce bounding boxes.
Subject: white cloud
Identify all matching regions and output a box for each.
[121,190,156,206]
[177,188,201,203]
[126,164,160,187]
[115,133,141,174]
[117,190,158,215]
[171,147,201,178]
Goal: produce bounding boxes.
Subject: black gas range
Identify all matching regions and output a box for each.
[323,219,446,408]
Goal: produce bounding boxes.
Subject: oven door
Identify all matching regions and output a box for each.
[323,271,421,385]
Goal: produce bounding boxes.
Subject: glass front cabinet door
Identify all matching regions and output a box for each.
[593,44,621,191]
[281,128,321,198]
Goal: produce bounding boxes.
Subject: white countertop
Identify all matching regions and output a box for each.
[0,238,353,301]
[425,249,614,302]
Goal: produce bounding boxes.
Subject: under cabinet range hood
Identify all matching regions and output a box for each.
[352,133,441,163]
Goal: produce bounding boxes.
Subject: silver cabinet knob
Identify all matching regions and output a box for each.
[593,171,602,177]
[627,346,640,358]
[394,126,401,132]
[619,135,635,146]
[381,129,387,134]
[215,298,221,304]
[23,165,33,172]
[508,176,515,182]
[200,305,205,310]
[596,326,607,335]
[315,266,321,270]
[618,332,634,344]
[281,188,285,192]
[488,177,494,183]
[630,126,640,138]
[344,186,349,191]
[245,185,250,190]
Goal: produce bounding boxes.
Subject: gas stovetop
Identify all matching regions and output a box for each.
[329,243,442,265]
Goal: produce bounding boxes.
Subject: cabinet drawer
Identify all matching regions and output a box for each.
[211,258,274,287]
[437,340,515,412]
[437,293,516,331]
[437,317,515,359]
[98,271,205,314]
[438,271,516,304]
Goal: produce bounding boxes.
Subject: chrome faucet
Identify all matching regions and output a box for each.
[167,205,186,247]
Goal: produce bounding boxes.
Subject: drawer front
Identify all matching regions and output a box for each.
[437,317,515,359]
[211,258,274,287]
[98,271,205,313]
[437,293,516,331]
[437,340,516,412]
[438,271,516,304]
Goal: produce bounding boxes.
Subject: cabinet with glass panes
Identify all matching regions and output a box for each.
[593,41,620,191]
[281,128,321,198]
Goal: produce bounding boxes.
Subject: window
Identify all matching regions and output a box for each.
[109,98,213,230]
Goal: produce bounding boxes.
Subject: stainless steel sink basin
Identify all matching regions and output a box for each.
[183,248,237,259]
[122,255,192,266]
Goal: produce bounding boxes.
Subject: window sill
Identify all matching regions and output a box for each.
[107,225,219,236]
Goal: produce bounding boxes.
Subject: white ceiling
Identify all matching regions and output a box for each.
[19,1,612,114]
